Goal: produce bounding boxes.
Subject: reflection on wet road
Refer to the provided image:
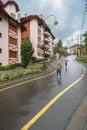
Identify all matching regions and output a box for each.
[0,56,87,130]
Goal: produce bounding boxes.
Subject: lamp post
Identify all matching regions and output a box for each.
[40,14,58,67]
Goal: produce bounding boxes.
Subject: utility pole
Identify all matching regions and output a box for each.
[78,0,87,57]
[80,0,87,33]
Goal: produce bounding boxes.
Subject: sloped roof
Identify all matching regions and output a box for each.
[69,44,79,48]
[4,1,19,12]
[0,2,10,17]
[0,4,25,30]
[21,15,55,39]
[0,0,4,7]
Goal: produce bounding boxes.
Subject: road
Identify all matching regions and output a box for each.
[0,55,87,130]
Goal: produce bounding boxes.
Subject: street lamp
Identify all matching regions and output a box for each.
[44,15,58,25]
[40,14,58,67]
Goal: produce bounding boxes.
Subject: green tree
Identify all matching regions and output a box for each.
[21,37,34,68]
[57,40,63,48]
[56,40,63,58]
[53,46,58,55]
[54,40,67,57]
[83,32,87,54]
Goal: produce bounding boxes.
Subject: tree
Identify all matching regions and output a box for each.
[53,46,58,55]
[57,40,63,48]
[83,32,87,54]
[21,37,34,68]
[54,40,67,57]
[56,40,63,58]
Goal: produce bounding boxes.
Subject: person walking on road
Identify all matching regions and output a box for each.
[56,63,62,78]
[64,59,69,69]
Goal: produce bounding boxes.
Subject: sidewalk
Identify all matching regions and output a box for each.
[66,95,87,130]
[66,61,87,130]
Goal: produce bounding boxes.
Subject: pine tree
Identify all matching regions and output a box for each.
[21,37,34,68]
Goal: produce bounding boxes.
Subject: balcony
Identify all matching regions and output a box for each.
[44,31,51,37]
[44,38,51,43]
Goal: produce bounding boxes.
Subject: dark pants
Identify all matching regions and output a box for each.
[57,69,61,76]
[65,63,67,67]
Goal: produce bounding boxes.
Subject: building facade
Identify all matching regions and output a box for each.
[0,0,21,66]
[69,44,79,55]
[0,0,56,66]
[21,15,55,59]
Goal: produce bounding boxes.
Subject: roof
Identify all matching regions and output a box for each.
[0,1,4,7]
[0,2,10,17]
[69,44,79,48]
[0,4,26,30]
[21,15,55,39]
[4,1,20,12]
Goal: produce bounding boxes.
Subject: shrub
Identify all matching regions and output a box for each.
[24,70,32,75]
[0,63,48,82]
[35,69,41,73]
[35,58,45,63]
[76,55,87,63]
[0,78,4,82]
[4,74,10,80]
[0,63,22,70]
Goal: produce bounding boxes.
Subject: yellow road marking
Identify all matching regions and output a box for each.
[21,65,86,130]
[0,71,55,92]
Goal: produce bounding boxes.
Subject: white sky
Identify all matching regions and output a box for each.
[3,0,87,46]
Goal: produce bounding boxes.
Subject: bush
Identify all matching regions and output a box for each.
[0,78,4,82]
[0,63,48,82]
[76,55,87,63]
[35,58,45,63]
[4,74,10,80]
[24,70,32,75]
[35,69,41,73]
[41,65,48,70]
[0,63,22,70]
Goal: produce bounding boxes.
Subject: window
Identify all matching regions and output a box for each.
[0,33,2,38]
[10,13,15,19]
[38,52,42,56]
[9,24,17,33]
[42,54,44,57]
[0,48,2,53]
[0,63,2,66]
[38,52,43,57]
[0,18,2,22]
[9,37,17,45]
[9,51,17,58]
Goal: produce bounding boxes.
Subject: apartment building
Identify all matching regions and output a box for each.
[0,0,21,66]
[21,15,55,59]
[0,0,56,66]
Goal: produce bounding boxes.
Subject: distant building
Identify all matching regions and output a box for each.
[0,0,22,66]
[69,44,79,55]
[21,15,55,59]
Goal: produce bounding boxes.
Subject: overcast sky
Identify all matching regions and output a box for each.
[3,0,87,46]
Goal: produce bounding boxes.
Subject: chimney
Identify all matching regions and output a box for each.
[25,13,27,17]
[17,13,21,22]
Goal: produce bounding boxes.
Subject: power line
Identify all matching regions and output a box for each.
[80,0,87,33]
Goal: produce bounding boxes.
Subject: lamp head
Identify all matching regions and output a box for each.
[54,20,58,25]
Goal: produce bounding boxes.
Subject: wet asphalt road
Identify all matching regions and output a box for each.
[0,55,87,130]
